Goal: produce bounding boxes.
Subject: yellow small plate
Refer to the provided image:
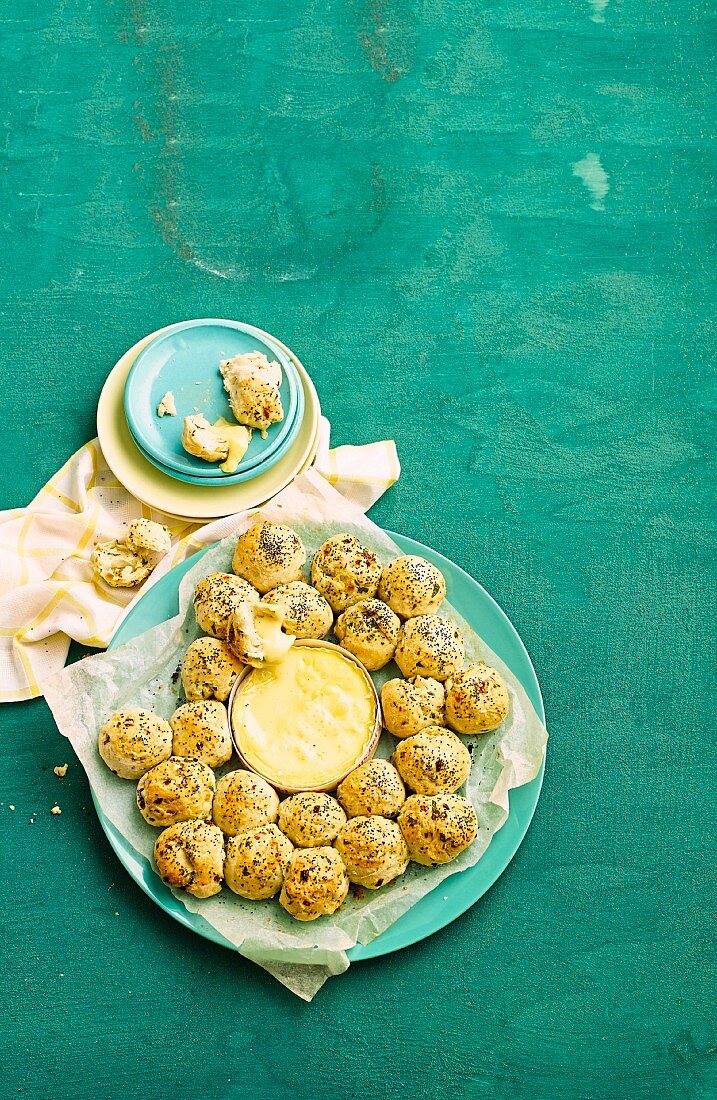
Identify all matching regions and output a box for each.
[97,320,321,520]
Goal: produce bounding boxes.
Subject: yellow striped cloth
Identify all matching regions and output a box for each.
[0,419,399,702]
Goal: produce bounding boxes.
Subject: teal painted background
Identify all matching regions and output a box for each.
[1,1,715,1097]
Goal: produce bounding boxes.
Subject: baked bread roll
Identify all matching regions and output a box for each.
[193,572,259,640]
[98,708,172,780]
[398,793,477,866]
[181,637,243,702]
[212,769,280,836]
[169,699,233,768]
[333,816,409,890]
[380,676,446,738]
[378,555,446,619]
[336,759,406,818]
[392,728,471,795]
[224,823,294,900]
[136,757,216,827]
[310,534,382,612]
[334,598,401,671]
[126,519,171,567]
[261,582,333,640]
[394,615,464,681]
[232,521,306,594]
[445,663,510,733]
[278,793,347,847]
[279,846,349,920]
[153,819,225,898]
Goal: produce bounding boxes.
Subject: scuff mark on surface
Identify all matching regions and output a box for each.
[359,0,409,83]
[572,152,609,211]
[589,0,609,22]
[117,0,148,44]
[130,39,243,279]
[274,267,318,282]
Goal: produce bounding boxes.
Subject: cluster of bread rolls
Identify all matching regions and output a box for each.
[96,519,511,919]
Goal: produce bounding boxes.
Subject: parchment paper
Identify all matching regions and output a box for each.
[44,471,547,1000]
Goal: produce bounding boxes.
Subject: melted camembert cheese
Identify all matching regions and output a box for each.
[231,646,376,789]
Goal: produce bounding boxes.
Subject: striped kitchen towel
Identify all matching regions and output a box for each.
[0,418,399,702]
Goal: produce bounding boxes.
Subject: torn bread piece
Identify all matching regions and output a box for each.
[219,353,284,433]
[91,520,171,589]
[91,541,153,588]
[226,601,296,667]
[126,519,171,566]
[181,415,230,462]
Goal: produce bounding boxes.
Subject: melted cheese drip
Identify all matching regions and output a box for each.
[254,606,295,663]
[211,418,251,473]
[231,647,376,789]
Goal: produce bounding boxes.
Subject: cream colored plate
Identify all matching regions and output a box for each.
[97,320,321,520]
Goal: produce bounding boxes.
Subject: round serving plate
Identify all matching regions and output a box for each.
[127,379,305,487]
[124,319,301,480]
[97,321,321,520]
[101,533,546,962]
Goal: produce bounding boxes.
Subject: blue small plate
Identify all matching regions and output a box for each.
[103,532,546,963]
[124,320,301,479]
[127,378,305,487]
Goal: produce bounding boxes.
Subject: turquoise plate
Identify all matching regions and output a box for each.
[127,380,305,487]
[124,319,301,480]
[101,533,546,962]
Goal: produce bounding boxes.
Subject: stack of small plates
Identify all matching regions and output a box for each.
[97,320,322,520]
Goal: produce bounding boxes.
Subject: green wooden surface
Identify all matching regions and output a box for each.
[1,1,715,1097]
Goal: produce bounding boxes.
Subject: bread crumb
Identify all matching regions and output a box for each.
[51,806,62,815]
[9,805,15,811]
[53,764,68,778]
[157,391,176,417]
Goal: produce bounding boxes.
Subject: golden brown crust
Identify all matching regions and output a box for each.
[310,534,382,613]
[169,699,233,769]
[181,636,243,702]
[378,555,446,619]
[261,582,333,640]
[336,759,406,818]
[98,708,172,780]
[224,824,294,900]
[392,729,471,795]
[277,793,347,847]
[136,757,216,827]
[232,521,306,594]
[394,615,465,681]
[333,815,409,889]
[153,819,225,898]
[212,770,280,836]
[398,793,478,866]
[445,664,510,733]
[380,676,446,739]
[279,846,349,920]
[334,598,401,671]
[193,572,260,639]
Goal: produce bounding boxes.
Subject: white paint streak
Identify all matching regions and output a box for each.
[589,0,609,21]
[572,152,610,211]
[189,258,248,281]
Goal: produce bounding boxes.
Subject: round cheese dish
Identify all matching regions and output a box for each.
[229,641,380,792]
